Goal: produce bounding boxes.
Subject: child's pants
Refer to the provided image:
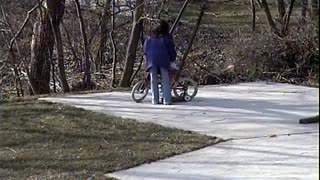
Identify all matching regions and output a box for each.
[149,67,172,105]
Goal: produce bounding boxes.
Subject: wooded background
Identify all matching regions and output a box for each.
[0,0,318,98]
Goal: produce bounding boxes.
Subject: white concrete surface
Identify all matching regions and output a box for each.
[42,82,319,180]
[108,133,319,180]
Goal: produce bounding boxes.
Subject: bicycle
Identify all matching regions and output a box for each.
[131,70,198,103]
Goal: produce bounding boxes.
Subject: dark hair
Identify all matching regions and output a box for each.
[151,20,170,37]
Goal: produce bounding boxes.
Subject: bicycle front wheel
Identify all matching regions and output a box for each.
[131,80,149,103]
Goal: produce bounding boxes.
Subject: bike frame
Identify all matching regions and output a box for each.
[142,70,187,93]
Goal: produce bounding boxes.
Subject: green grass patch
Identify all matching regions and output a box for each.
[0,98,218,179]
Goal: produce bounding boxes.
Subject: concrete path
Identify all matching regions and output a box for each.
[42,82,319,180]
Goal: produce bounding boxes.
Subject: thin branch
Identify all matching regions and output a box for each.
[193,60,222,82]
[1,6,21,55]
[1,5,27,96]
[170,0,191,34]
[176,2,206,79]
[9,0,44,51]
[0,33,7,71]
[75,0,92,87]
[61,21,79,62]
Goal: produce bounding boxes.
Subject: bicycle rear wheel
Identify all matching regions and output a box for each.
[131,80,149,103]
[173,78,198,99]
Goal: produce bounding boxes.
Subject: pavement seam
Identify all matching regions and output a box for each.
[222,131,319,142]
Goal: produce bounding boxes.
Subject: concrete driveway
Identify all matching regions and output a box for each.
[43,82,319,180]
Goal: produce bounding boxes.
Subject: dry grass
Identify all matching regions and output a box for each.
[0,98,219,179]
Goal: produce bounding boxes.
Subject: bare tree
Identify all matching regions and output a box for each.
[281,0,295,34]
[52,19,70,93]
[1,6,25,96]
[257,0,296,36]
[251,0,256,32]
[75,0,92,89]
[30,0,65,95]
[110,0,117,87]
[257,0,281,36]
[44,0,70,93]
[95,0,112,70]
[119,0,145,87]
[4,1,43,95]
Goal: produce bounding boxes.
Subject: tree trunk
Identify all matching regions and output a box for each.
[110,0,117,87]
[95,0,112,70]
[130,29,145,85]
[257,0,282,36]
[119,0,144,87]
[30,0,65,95]
[281,0,295,35]
[276,0,286,22]
[51,50,56,93]
[75,0,92,89]
[47,0,69,93]
[251,0,256,32]
[53,25,70,93]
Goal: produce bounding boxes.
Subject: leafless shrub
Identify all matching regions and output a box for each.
[223,25,319,86]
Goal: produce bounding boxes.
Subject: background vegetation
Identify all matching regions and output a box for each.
[0,0,318,177]
[0,0,319,98]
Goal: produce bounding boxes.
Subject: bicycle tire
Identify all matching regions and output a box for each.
[131,80,149,103]
[173,78,198,99]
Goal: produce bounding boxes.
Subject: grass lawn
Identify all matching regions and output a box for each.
[0,98,219,179]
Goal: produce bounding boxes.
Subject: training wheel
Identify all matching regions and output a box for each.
[184,95,192,101]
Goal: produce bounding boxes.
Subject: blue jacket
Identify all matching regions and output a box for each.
[143,34,177,70]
